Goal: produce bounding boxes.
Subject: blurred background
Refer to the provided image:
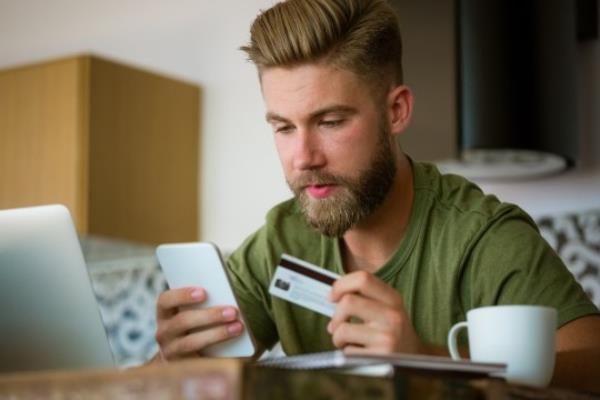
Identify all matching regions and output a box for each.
[1,0,599,250]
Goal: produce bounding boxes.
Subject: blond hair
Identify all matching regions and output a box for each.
[241,0,403,92]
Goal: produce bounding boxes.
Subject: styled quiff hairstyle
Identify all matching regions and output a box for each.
[241,0,403,94]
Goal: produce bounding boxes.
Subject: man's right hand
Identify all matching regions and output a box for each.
[154,287,244,362]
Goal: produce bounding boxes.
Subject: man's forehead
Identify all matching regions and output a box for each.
[260,64,369,120]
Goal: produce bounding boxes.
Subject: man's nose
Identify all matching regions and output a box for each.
[292,129,325,171]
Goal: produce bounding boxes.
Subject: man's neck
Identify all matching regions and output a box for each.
[341,153,414,274]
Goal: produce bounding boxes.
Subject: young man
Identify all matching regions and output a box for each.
[154,0,600,390]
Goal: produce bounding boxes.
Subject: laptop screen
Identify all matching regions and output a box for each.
[0,204,115,373]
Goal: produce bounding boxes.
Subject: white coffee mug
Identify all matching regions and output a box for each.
[447,305,557,387]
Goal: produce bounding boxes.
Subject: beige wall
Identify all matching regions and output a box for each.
[0,0,286,251]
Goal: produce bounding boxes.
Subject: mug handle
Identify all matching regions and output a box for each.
[447,321,468,360]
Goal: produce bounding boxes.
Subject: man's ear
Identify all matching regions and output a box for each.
[387,85,414,137]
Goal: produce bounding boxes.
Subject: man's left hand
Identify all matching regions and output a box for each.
[327,271,423,354]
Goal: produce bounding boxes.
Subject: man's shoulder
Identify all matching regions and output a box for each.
[412,161,537,244]
[414,161,528,221]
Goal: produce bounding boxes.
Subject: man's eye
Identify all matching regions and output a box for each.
[275,125,294,134]
[320,119,343,128]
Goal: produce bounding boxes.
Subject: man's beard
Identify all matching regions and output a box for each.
[287,127,397,237]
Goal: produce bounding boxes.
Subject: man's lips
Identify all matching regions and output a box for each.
[306,184,337,199]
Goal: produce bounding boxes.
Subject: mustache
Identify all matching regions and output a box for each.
[289,171,351,191]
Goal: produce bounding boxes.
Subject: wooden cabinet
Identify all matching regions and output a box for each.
[0,55,200,244]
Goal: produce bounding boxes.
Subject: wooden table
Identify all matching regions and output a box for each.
[0,359,597,399]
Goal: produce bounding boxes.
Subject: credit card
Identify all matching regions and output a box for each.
[268,254,340,317]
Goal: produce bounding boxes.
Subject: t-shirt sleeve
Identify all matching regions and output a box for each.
[463,211,599,328]
[225,230,279,352]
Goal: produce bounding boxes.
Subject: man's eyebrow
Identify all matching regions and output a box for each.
[265,112,290,124]
[309,105,357,120]
[265,105,357,124]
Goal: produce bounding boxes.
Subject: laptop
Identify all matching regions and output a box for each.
[0,204,115,373]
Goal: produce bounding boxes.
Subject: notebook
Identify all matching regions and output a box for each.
[257,350,506,378]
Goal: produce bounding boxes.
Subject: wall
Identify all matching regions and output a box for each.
[1,0,599,251]
[392,0,456,162]
[0,0,290,251]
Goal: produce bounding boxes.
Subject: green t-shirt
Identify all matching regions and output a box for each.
[226,161,598,355]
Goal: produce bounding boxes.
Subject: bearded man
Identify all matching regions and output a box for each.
[153,0,600,391]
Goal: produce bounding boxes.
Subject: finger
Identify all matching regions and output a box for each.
[328,293,370,332]
[328,294,402,333]
[161,321,244,360]
[330,271,402,308]
[331,321,372,349]
[343,345,391,356]
[156,287,206,319]
[155,306,239,344]
[331,322,397,353]
[342,345,367,354]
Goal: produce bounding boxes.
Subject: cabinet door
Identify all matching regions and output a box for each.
[87,57,199,244]
[0,58,88,233]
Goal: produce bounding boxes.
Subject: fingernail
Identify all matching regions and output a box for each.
[227,322,243,335]
[190,288,204,300]
[222,308,237,320]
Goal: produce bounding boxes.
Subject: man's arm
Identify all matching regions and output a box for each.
[553,315,600,392]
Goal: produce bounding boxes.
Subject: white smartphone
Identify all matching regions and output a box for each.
[156,242,256,358]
